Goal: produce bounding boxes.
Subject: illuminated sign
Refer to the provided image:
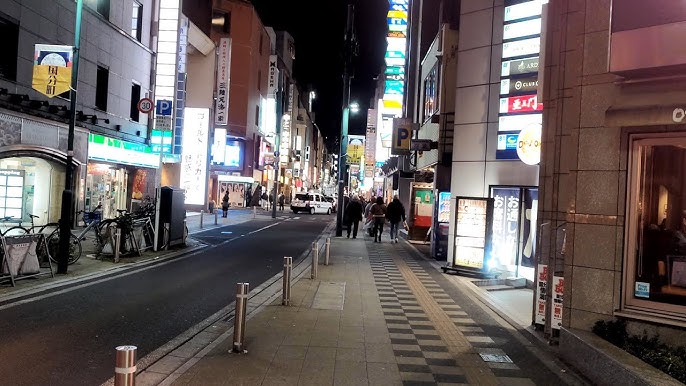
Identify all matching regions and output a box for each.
[387,10,407,19]
[88,134,159,169]
[268,55,278,98]
[504,1,543,22]
[499,94,543,114]
[501,57,539,76]
[516,123,542,165]
[154,0,181,102]
[386,66,405,75]
[151,130,172,154]
[391,118,411,155]
[453,198,493,270]
[498,113,542,131]
[491,188,520,267]
[503,18,542,40]
[180,108,209,205]
[212,128,227,164]
[497,133,519,150]
[500,76,538,95]
[384,80,404,95]
[215,38,231,125]
[347,135,365,165]
[387,37,407,51]
[502,37,540,59]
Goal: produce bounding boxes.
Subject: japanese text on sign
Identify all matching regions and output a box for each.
[215,38,231,125]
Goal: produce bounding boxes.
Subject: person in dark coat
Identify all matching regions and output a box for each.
[344,195,364,238]
[385,195,406,243]
[369,196,387,243]
[221,191,229,218]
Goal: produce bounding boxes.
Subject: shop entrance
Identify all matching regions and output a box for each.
[86,163,128,219]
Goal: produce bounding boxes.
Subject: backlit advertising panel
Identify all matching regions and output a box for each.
[499,94,543,114]
[453,197,493,270]
[501,37,540,59]
[504,1,544,22]
[503,18,542,40]
[500,77,538,95]
[501,57,539,77]
[180,108,209,205]
[498,113,542,132]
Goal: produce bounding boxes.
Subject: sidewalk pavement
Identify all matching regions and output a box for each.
[0,208,277,300]
[137,232,587,386]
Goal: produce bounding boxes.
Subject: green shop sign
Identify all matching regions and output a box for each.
[87,133,159,168]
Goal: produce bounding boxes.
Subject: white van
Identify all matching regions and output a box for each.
[291,192,333,215]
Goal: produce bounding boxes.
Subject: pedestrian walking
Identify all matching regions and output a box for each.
[364,197,375,237]
[386,195,406,243]
[278,192,285,211]
[369,196,387,243]
[344,195,364,238]
[221,191,229,218]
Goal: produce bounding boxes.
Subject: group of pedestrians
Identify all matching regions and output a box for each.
[343,194,406,243]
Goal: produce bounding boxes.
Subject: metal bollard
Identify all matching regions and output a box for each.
[214,210,218,225]
[199,210,204,229]
[232,282,249,353]
[325,237,331,265]
[253,206,256,219]
[114,228,121,263]
[282,256,292,306]
[311,241,319,279]
[114,345,137,386]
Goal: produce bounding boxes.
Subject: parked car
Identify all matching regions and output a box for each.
[324,196,337,213]
[291,192,333,215]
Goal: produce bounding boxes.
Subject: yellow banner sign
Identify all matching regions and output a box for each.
[32,65,71,98]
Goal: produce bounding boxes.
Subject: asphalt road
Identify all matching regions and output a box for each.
[0,212,332,386]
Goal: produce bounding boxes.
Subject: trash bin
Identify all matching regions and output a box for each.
[159,186,186,247]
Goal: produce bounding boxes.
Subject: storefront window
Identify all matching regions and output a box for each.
[0,157,64,224]
[626,135,686,315]
[86,163,129,219]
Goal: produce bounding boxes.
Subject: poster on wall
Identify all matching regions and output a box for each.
[131,169,148,200]
[535,264,548,325]
[551,275,564,329]
[491,188,520,269]
[521,189,539,268]
[414,188,434,227]
[453,197,493,270]
[437,192,451,223]
[219,182,246,208]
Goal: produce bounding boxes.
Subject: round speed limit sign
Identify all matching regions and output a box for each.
[137,98,154,114]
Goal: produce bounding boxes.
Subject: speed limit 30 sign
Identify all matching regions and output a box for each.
[137,97,154,114]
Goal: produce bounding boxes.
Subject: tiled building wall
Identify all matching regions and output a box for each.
[540,0,625,331]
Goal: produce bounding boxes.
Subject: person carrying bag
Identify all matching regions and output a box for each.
[369,196,387,243]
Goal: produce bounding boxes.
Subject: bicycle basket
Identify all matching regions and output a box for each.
[84,211,102,224]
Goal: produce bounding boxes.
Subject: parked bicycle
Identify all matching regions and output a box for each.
[44,205,104,265]
[97,206,155,258]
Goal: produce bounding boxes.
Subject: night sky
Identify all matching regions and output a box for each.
[250,0,389,150]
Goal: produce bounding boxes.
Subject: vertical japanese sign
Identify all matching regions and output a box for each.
[551,275,563,329]
[521,189,538,267]
[535,264,548,325]
[32,44,73,98]
[268,55,278,98]
[364,126,376,178]
[180,108,209,205]
[491,188,521,268]
[215,38,231,126]
[347,135,365,165]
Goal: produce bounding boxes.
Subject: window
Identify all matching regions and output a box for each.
[255,105,260,125]
[0,15,19,81]
[423,63,439,122]
[95,66,109,111]
[130,83,141,121]
[625,134,686,318]
[131,1,142,42]
[96,0,110,19]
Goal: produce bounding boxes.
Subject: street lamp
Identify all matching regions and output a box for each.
[335,4,356,237]
[350,102,360,114]
[335,102,359,235]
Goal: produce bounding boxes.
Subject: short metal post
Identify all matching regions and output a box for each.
[114,228,121,263]
[232,282,249,353]
[163,222,170,250]
[114,345,137,386]
[282,256,292,306]
[214,210,218,225]
[253,206,256,218]
[311,241,319,279]
[199,210,204,229]
[325,237,331,265]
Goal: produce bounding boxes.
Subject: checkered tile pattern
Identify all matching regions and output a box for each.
[368,242,539,386]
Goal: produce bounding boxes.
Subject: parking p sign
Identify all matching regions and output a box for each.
[156,99,173,116]
[391,118,412,155]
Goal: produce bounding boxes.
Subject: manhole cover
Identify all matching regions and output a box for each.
[479,353,513,363]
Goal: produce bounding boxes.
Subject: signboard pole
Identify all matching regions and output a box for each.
[336,5,355,237]
[57,0,83,274]
[272,72,283,219]
[153,111,162,251]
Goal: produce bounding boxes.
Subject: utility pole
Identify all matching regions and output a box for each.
[335,4,355,237]
[272,71,283,219]
[57,0,83,274]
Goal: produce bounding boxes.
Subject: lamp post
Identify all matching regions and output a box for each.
[335,4,356,237]
[57,0,83,274]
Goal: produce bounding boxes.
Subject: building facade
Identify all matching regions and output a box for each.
[0,0,156,223]
[541,0,686,347]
